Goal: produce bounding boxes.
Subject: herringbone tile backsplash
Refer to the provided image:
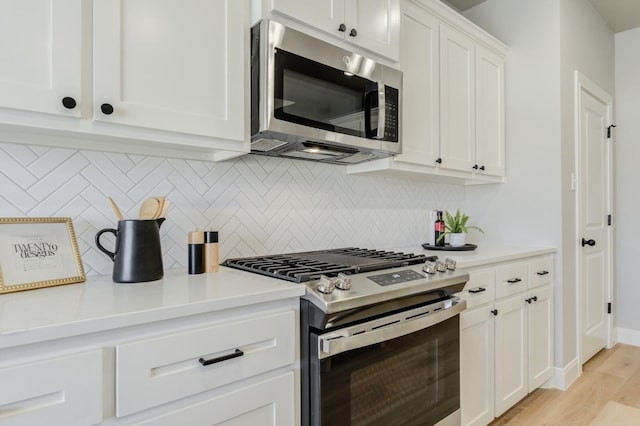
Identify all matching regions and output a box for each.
[0,142,464,276]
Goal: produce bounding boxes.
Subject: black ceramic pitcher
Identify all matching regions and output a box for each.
[95,219,165,283]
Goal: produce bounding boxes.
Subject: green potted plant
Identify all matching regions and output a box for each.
[437,209,484,247]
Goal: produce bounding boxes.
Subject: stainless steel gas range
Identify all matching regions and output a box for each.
[224,247,469,426]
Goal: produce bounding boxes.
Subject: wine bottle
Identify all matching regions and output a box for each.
[434,211,445,247]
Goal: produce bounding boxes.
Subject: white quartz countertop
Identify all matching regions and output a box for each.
[392,243,556,269]
[0,267,305,349]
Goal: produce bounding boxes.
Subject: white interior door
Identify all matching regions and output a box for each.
[576,72,612,364]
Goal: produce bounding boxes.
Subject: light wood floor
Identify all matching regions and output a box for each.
[489,343,640,425]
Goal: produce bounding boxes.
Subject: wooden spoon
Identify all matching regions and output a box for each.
[108,197,125,221]
[153,196,165,219]
[139,198,161,220]
[158,198,171,218]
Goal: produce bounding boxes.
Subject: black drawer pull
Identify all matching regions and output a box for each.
[199,349,244,366]
[469,287,487,294]
[507,278,522,284]
[536,271,549,276]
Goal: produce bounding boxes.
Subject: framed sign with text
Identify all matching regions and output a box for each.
[0,217,86,294]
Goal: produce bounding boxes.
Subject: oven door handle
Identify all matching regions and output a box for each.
[317,300,466,359]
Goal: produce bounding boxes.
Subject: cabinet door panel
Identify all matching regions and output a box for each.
[494,295,527,416]
[460,307,495,426]
[528,285,554,391]
[134,372,295,426]
[439,24,475,173]
[395,2,439,166]
[475,45,505,177]
[271,0,344,35]
[0,0,82,116]
[347,0,399,60]
[93,0,245,140]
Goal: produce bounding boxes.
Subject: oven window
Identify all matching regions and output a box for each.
[313,316,459,426]
[274,48,379,138]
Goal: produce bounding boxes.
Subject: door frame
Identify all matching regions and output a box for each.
[574,70,614,366]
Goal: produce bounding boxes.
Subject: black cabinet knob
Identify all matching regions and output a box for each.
[473,164,479,170]
[532,296,538,302]
[100,103,114,115]
[349,28,357,37]
[480,165,486,171]
[491,309,498,316]
[435,157,442,164]
[338,23,346,32]
[526,298,532,304]
[62,97,77,109]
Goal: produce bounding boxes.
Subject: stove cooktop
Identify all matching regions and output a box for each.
[222,247,433,283]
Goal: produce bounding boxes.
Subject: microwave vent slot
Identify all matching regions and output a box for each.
[252,138,287,152]
[336,153,378,164]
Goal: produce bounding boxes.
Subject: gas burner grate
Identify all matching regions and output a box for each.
[223,247,432,283]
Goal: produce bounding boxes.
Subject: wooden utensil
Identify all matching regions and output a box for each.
[153,196,166,219]
[108,197,125,221]
[139,198,161,220]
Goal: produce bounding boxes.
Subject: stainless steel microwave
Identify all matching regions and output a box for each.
[250,20,402,165]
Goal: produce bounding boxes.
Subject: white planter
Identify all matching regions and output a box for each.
[449,233,466,247]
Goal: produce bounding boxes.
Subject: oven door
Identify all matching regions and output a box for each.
[309,301,465,426]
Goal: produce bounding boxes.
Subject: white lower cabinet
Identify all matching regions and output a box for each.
[460,255,554,426]
[0,300,298,426]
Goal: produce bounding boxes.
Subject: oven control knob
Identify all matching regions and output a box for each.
[317,275,336,294]
[422,261,437,275]
[445,257,457,271]
[335,273,352,291]
[435,260,447,272]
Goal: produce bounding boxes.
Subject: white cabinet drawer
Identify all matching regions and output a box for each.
[116,310,296,417]
[461,269,495,308]
[528,257,553,289]
[0,351,102,426]
[495,262,528,299]
[134,372,295,426]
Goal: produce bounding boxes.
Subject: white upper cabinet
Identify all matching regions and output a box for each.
[347,0,507,184]
[0,0,249,161]
[270,0,400,61]
[0,0,82,117]
[393,1,439,166]
[475,45,505,177]
[439,23,476,173]
[93,0,245,140]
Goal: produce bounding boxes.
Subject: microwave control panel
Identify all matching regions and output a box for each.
[384,86,399,142]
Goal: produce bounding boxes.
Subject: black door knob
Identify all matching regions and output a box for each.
[62,97,77,109]
[338,23,346,32]
[100,103,114,115]
[349,28,358,37]
[581,238,596,247]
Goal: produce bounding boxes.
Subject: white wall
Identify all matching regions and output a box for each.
[0,141,465,276]
[464,0,615,380]
[614,27,640,338]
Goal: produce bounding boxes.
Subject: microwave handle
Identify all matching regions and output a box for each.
[364,83,386,140]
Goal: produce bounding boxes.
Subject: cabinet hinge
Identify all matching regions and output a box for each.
[608,302,612,314]
[607,124,616,139]
[608,214,612,226]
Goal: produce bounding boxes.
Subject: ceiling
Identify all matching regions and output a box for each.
[442,0,640,33]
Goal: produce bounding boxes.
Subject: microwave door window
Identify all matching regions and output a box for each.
[274,49,377,138]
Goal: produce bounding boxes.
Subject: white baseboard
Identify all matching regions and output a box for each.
[616,327,640,346]
[552,357,580,390]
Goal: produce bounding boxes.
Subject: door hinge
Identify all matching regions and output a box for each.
[608,302,612,314]
[608,214,612,226]
[607,124,617,139]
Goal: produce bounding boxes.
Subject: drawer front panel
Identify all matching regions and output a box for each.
[528,257,553,289]
[461,269,496,308]
[0,351,102,426]
[133,372,295,426]
[495,262,528,299]
[116,310,295,417]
